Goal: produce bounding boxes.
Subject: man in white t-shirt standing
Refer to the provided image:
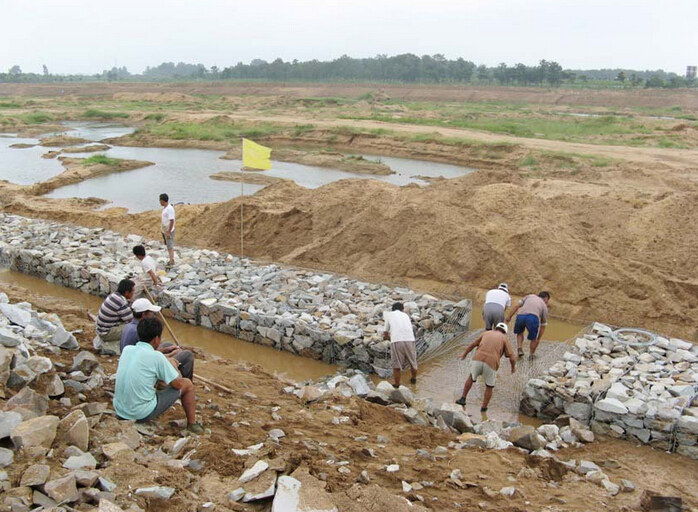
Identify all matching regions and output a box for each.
[482,283,512,330]
[383,302,418,387]
[159,193,176,268]
[132,245,162,299]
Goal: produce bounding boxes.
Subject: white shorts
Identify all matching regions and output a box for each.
[470,360,497,387]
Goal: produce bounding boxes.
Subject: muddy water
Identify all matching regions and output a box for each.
[0,267,584,425]
[2,121,474,212]
[0,269,335,381]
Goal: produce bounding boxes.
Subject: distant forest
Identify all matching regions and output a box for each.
[1,54,693,88]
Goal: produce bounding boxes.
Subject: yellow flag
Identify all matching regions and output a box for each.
[242,138,272,170]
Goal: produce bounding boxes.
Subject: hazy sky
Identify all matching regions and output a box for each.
[2,0,696,75]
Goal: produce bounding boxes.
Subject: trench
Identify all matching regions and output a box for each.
[0,268,583,424]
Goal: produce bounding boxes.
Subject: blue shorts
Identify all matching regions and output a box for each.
[514,314,540,340]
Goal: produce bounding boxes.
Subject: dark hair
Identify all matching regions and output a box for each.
[392,302,404,311]
[134,310,145,319]
[117,279,135,295]
[538,291,551,300]
[159,193,169,203]
[137,317,163,343]
[132,245,146,257]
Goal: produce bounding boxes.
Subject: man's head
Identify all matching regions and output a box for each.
[117,279,135,301]
[495,322,508,335]
[159,193,169,207]
[132,298,161,320]
[498,283,509,293]
[132,245,146,261]
[391,302,404,312]
[538,291,551,304]
[137,317,163,348]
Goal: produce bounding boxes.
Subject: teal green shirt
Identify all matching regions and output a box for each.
[113,341,180,420]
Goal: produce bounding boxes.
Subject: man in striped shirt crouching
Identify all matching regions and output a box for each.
[96,279,136,344]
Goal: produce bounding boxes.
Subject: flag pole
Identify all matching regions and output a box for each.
[240,138,244,260]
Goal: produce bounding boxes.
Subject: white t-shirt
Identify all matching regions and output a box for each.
[383,310,416,343]
[161,204,175,233]
[484,289,511,309]
[141,255,157,276]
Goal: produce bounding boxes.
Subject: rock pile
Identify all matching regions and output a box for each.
[0,213,470,372]
[521,322,698,457]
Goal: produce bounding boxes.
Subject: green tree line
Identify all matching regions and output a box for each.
[0,55,693,88]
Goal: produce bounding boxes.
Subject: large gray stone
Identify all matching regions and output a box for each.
[0,326,21,347]
[0,303,32,327]
[6,387,49,420]
[71,351,100,374]
[0,447,13,467]
[58,410,90,452]
[135,486,175,499]
[11,415,59,451]
[595,398,628,415]
[20,464,50,487]
[506,425,546,451]
[0,411,23,439]
[44,474,79,503]
[389,386,415,406]
[63,452,97,470]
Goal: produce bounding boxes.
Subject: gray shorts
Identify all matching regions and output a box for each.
[470,360,497,387]
[482,303,505,330]
[162,231,175,250]
[138,386,180,423]
[390,341,418,370]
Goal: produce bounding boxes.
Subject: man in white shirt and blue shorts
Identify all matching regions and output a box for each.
[383,302,418,387]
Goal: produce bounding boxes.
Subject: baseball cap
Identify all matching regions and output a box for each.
[495,322,508,334]
[132,298,162,313]
[498,283,509,292]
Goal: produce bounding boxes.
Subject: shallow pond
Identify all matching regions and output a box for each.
[1,122,475,212]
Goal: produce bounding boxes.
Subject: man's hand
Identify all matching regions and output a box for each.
[510,362,516,374]
[158,344,178,355]
[460,352,468,360]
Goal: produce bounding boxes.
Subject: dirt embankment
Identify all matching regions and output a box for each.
[3,155,697,339]
[3,81,698,110]
[16,157,153,196]
[210,171,290,186]
[2,281,697,512]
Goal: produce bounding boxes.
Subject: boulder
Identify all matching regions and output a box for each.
[71,351,100,374]
[102,442,135,461]
[595,398,628,415]
[238,460,269,483]
[506,425,546,451]
[347,374,371,396]
[0,326,21,347]
[242,471,277,502]
[389,386,414,406]
[0,303,32,327]
[63,452,98,470]
[271,475,301,511]
[44,474,79,503]
[0,447,13,467]
[0,346,12,385]
[0,410,23,439]
[58,410,90,452]
[20,464,50,487]
[11,415,59,451]
[569,418,595,443]
[6,387,49,419]
[135,486,175,499]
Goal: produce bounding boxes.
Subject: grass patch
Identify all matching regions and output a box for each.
[519,154,539,167]
[144,113,166,122]
[292,124,316,136]
[82,154,122,166]
[83,109,130,120]
[145,119,284,141]
[0,101,23,109]
[16,111,54,124]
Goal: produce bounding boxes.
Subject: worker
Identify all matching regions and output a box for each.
[113,317,203,434]
[131,245,162,299]
[383,302,418,387]
[159,193,176,268]
[483,283,511,330]
[506,291,550,359]
[95,279,135,353]
[120,298,195,381]
[456,322,516,412]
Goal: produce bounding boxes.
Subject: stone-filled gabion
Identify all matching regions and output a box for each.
[521,322,698,458]
[0,214,470,372]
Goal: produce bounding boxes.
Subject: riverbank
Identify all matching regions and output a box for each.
[1,281,697,511]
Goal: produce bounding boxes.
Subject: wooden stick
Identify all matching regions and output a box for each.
[143,286,234,394]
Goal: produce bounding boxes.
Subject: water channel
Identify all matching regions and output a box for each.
[0,268,583,423]
[1,122,475,213]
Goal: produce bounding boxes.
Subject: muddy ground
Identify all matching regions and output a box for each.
[2,281,698,512]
